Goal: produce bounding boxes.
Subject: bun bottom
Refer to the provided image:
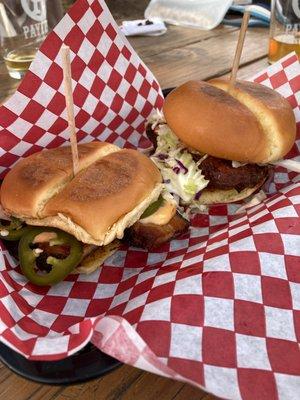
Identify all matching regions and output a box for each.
[198,181,264,205]
[24,183,163,246]
[73,240,121,275]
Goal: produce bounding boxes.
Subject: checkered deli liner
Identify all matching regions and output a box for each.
[0,1,300,399]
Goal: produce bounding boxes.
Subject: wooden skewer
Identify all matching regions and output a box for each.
[61,45,79,177]
[229,11,250,91]
[228,12,300,175]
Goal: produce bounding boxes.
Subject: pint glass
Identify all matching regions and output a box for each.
[269,0,300,63]
[0,0,63,79]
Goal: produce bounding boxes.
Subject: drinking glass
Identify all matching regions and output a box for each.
[0,0,63,79]
[269,0,300,63]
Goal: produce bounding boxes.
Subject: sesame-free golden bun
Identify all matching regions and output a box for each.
[210,79,296,163]
[1,141,119,219]
[198,180,265,205]
[1,143,163,246]
[163,80,296,164]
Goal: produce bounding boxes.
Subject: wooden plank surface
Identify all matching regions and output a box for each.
[0,364,212,400]
[221,56,269,80]
[129,25,237,57]
[139,27,269,88]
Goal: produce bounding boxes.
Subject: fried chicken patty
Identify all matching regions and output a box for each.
[199,156,269,192]
[147,124,270,193]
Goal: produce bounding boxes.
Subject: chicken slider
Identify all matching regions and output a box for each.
[147,79,296,208]
[0,141,188,285]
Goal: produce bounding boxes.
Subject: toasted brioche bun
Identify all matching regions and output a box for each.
[163,81,267,163]
[1,141,119,219]
[26,149,163,245]
[210,79,296,163]
[163,80,296,164]
[2,144,163,246]
[198,181,264,205]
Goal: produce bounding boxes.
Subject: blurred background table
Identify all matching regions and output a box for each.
[0,1,270,399]
[0,0,270,103]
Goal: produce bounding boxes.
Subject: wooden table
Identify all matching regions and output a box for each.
[0,3,270,399]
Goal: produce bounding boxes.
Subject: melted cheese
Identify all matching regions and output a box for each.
[33,232,57,243]
[140,200,176,226]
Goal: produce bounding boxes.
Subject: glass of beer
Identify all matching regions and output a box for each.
[0,0,63,79]
[268,0,300,63]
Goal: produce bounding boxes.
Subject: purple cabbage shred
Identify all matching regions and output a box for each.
[158,153,168,160]
[175,159,188,174]
[195,190,202,200]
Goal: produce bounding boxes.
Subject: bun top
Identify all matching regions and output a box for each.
[42,149,162,242]
[210,79,296,163]
[163,80,296,163]
[1,143,162,245]
[1,141,119,218]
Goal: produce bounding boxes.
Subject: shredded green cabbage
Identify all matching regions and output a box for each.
[151,123,209,210]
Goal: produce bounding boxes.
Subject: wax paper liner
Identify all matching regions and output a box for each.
[0,1,300,398]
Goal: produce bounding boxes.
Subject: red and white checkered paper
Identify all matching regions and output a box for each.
[0,1,300,398]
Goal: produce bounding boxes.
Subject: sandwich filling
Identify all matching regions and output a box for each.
[0,142,189,285]
[147,110,270,211]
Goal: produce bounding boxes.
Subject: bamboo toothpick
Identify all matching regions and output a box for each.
[61,45,79,177]
[229,11,250,91]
